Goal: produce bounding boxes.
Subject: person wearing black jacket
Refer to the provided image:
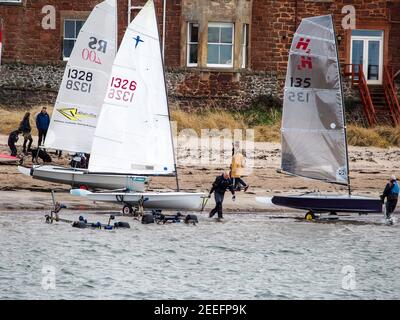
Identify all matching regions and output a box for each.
[380,175,399,219]
[208,171,235,219]
[19,112,33,153]
[8,129,21,157]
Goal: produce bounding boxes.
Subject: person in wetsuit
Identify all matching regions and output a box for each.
[208,171,235,219]
[381,175,399,219]
[8,129,21,157]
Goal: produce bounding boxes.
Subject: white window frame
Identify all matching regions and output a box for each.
[350,29,384,85]
[0,0,23,3]
[187,22,199,67]
[62,18,86,61]
[207,22,234,68]
[241,24,249,69]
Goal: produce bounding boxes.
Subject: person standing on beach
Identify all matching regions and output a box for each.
[8,129,21,157]
[19,112,33,154]
[381,175,399,219]
[208,171,235,220]
[230,142,249,192]
[36,107,50,147]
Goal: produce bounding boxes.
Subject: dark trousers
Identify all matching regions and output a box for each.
[233,177,247,190]
[8,142,17,157]
[386,199,398,218]
[38,129,48,146]
[209,191,225,218]
[23,135,33,153]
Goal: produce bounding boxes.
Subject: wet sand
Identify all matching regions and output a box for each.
[1,134,399,213]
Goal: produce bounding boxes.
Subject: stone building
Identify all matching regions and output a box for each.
[0,0,399,124]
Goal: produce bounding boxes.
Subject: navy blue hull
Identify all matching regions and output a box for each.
[271,195,382,213]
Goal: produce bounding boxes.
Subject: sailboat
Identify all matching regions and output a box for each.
[260,15,382,219]
[18,0,148,191]
[70,0,205,211]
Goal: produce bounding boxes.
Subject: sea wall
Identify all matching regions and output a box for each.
[0,63,367,111]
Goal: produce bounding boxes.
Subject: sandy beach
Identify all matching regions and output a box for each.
[1,133,398,213]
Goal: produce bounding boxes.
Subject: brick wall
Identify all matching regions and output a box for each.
[251,0,390,74]
[0,0,101,64]
[0,0,177,65]
[250,0,277,72]
[0,0,398,111]
[388,1,400,75]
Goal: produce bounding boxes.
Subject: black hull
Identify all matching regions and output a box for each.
[272,195,382,213]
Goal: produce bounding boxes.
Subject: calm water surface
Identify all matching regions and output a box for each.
[0,210,399,299]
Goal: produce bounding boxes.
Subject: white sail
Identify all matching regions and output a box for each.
[44,0,117,153]
[88,0,176,176]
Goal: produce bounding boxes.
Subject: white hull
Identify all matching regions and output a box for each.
[71,189,207,211]
[18,165,148,191]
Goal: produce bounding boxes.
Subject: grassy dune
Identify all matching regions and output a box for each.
[1,105,400,148]
[346,125,400,148]
[171,109,281,142]
[171,109,400,147]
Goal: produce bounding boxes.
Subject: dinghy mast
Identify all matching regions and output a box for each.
[152,0,180,192]
[332,14,351,196]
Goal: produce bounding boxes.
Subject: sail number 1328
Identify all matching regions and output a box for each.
[107,77,137,102]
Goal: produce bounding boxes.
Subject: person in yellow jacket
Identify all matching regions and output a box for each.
[230,142,249,192]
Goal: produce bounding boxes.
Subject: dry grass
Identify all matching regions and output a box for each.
[171,109,400,147]
[172,110,247,132]
[375,126,400,146]
[1,106,400,148]
[253,124,281,142]
[171,110,281,142]
[347,125,390,148]
[0,105,53,136]
[347,125,400,148]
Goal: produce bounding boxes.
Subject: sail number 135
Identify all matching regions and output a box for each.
[290,77,311,88]
[287,91,309,103]
[288,77,311,103]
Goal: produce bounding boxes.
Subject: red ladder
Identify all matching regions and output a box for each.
[383,65,400,126]
[343,64,377,127]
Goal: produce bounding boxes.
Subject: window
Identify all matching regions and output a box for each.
[0,0,23,3]
[350,30,384,84]
[241,24,249,68]
[63,19,85,60]
[207,22,234,68]
[187,22,198,67]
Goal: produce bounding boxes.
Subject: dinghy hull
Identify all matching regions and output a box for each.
[72,190,207,211]
[271,194,382,213]
[0,154,20,164]
[19,165,148,191]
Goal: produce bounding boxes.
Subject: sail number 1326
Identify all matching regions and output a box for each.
[108,77,137,102]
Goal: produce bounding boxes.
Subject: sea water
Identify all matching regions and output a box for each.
[0,210,399,299]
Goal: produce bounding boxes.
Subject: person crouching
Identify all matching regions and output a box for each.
[8,129,21,157]
[381,175,399,219]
